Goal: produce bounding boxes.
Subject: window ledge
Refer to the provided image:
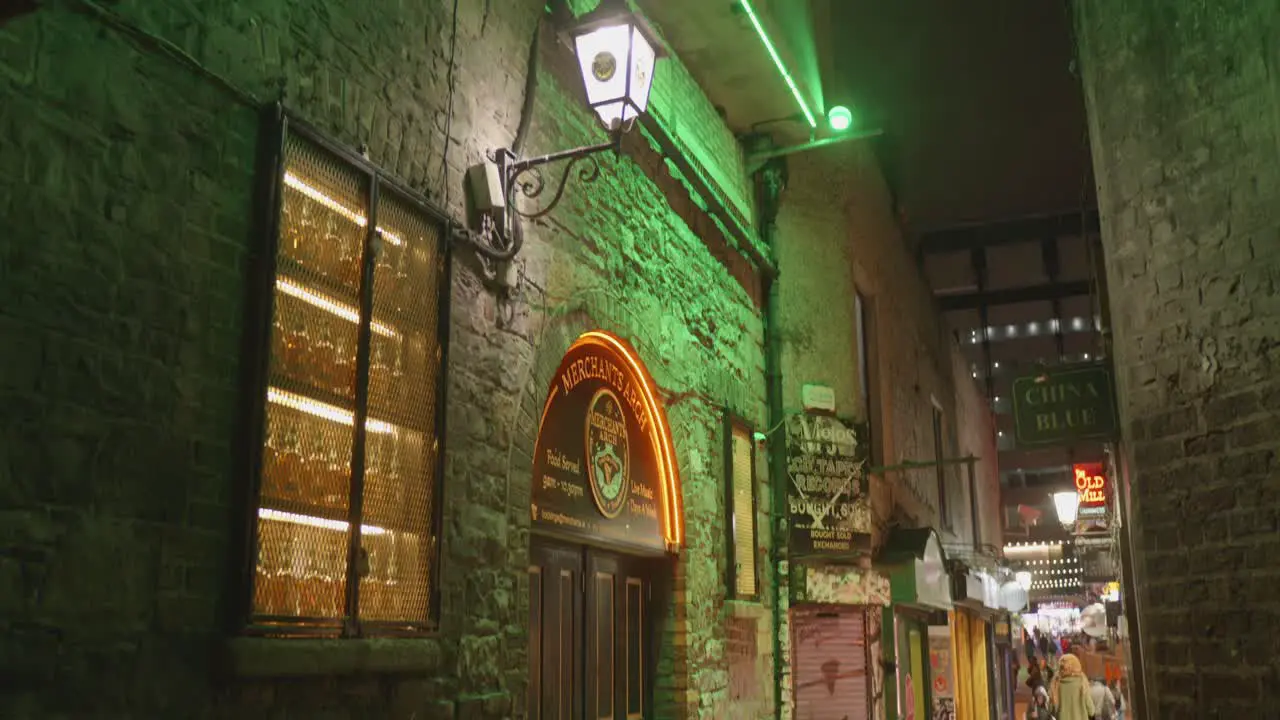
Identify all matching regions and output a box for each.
[727,599,766,618]
[226,636,444,677]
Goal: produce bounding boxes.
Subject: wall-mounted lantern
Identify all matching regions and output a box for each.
[465,0,664,259]
[1015,570,1033,591]
[1052,490,1080,528]
[572,0,662,131]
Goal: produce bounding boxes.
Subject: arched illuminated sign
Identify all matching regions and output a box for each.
[531,330,683,554]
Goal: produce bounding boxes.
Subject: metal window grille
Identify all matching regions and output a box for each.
[245,112,448,636]
[725,415,758,599]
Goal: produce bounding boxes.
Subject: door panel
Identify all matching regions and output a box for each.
[895,614,911,719]
[587,558,616,719]
[530,566,542,719]
[586,549,651,719]
[531,542,584,720]
[910,629,926,720]
[533,542,654,720]
[624,576,645,718]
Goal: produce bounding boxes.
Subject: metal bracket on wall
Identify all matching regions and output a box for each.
[461,133,621,262]
[493,132,620,221]
[745,128,885,175]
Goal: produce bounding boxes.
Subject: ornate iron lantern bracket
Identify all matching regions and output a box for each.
[493,130,621,220]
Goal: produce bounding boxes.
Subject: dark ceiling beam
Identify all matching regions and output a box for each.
[919,210,1101,255]
[1001,485,1072,506]
[936,280,1091,310]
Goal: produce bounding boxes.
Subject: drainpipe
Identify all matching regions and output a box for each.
[754,148,788,720]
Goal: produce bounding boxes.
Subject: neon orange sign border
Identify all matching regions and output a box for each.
[540,330,685,551]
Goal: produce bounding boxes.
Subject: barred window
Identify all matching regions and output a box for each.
[725,415,758,599]
[244,116,448,636]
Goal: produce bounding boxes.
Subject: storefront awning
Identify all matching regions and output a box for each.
[878,527,952,611]
[951,567,1003,616]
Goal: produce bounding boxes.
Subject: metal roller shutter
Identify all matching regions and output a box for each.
[792,604,870,720]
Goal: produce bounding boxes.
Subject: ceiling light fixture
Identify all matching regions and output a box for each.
[827,105,854,131]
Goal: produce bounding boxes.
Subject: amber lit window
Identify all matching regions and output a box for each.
[725,415,758,599]
[245,120,447,636]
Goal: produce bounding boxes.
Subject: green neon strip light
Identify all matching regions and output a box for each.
[739,0,817,128]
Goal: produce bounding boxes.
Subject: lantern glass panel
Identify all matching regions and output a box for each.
[1052,491,1079,525]
[626,26,657,115]
[573,22,657,130]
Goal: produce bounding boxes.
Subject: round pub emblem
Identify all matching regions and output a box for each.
[585,388,629,518]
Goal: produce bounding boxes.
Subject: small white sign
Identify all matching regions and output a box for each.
[801,384,836,412]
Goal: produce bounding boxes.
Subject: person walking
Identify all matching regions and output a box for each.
[1025,686,1056,720]
[1089,677,1117,720]
[1050,654,1096,720]
[1026,657,1045,691]
[1044,633,1060,673]
[1109,681,1125,720]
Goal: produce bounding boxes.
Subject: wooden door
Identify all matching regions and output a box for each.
[530,543,655,720]
[530,542,584,720]
[585,549,651,719]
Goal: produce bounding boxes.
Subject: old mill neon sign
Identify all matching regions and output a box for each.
[1073,463,1106,506]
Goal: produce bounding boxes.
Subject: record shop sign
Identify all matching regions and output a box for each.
[785,413,872,557]
[1011,363,1118,447]
[530,332,672,555]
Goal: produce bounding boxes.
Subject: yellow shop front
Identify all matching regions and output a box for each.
[949,567,1001,720]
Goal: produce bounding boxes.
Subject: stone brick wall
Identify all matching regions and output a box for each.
[777,143,973,538]
[1075,1,1280,717]
[951,351,1001,553]
[773,138,992,719]
[0,1,774,718]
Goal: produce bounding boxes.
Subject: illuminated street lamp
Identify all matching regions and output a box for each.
[570,0,664,131]
[1016,571,1033,591]
[467,0,664,258]
[1053,490,1080,527]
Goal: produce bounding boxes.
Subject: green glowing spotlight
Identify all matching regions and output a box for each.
[827,105,853,132]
